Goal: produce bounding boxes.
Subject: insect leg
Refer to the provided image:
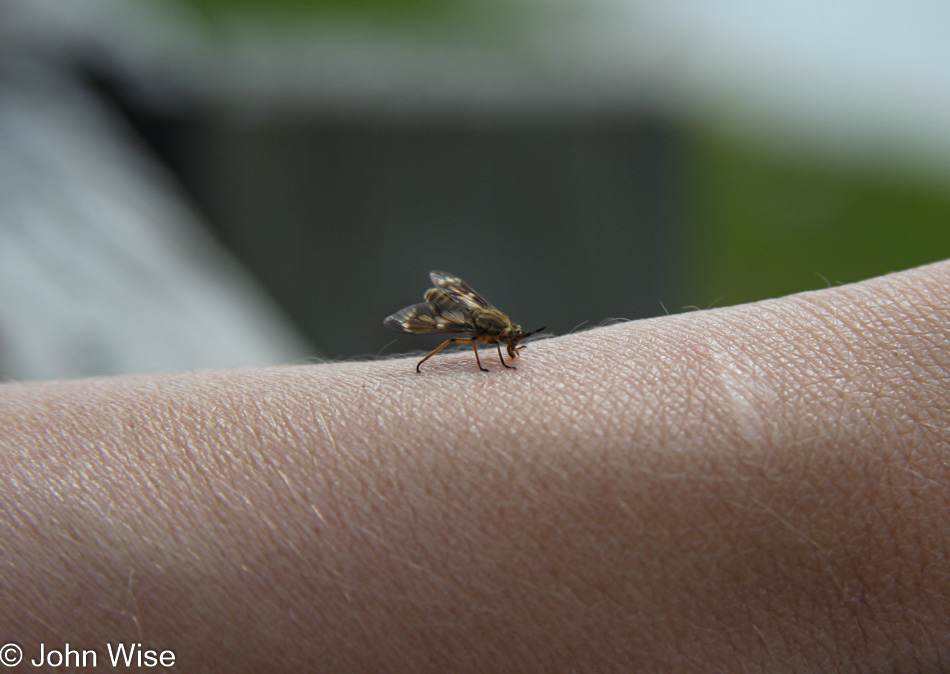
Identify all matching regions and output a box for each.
[471,340,488,372]
[416,338,474,373]
[496,343,515,369]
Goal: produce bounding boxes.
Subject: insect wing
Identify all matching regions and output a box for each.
[384,301,475,334]
[429,270,492,311]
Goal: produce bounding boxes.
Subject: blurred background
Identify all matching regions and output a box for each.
[3,0,950,380]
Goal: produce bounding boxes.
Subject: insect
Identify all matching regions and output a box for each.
[384,270,545,373]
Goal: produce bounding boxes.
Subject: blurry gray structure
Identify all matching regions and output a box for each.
[0,1,313,380]
[193,113,681,360]
[0,0,684,368]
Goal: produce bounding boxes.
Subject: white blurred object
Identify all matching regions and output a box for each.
[0,64,312,381]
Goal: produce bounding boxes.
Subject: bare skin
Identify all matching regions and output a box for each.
[2,260,950,672]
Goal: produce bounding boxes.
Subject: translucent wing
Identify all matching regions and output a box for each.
[384,301,476,334]
[429,270,493,311]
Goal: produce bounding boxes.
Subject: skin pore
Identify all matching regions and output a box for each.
[1,260,949,672]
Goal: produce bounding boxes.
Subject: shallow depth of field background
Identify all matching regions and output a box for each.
[3,0,950,378]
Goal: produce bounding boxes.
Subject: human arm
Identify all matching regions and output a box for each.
[2,261,950,671]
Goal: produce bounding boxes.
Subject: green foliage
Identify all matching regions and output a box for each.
[686,130,950,306]
[185,0,445,17]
